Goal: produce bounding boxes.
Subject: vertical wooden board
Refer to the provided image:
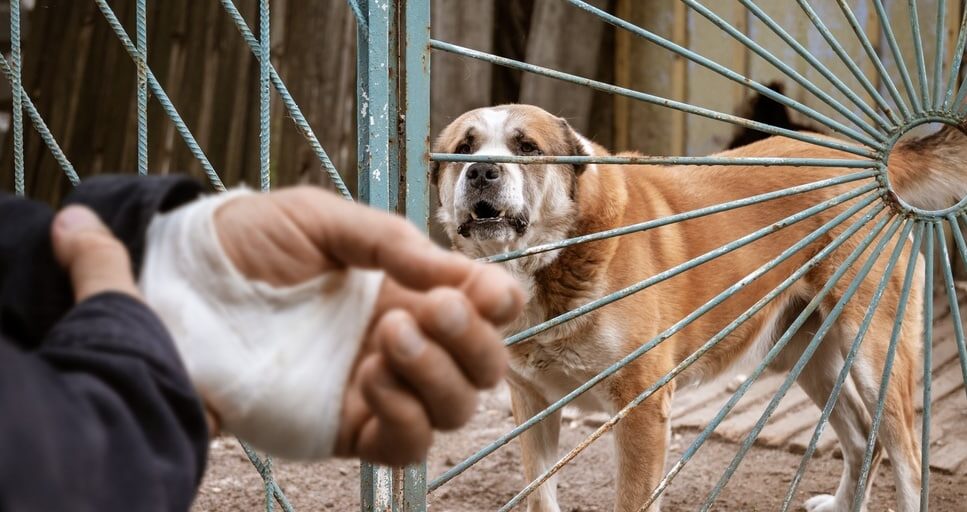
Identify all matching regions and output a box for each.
[429,0,495,136]
[623,0,685,155]
[518,0,609,135]
[685,2,746,156]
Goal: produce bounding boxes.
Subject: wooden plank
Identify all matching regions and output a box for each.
[744,0,810,124]
[757,402,819,448]
[518,0,608,135]
[787,422,839,456]
[685,2,744,156]
[674,373,786,428]
[714,386,810,443]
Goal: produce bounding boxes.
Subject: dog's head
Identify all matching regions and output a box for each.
[432,104,593,259]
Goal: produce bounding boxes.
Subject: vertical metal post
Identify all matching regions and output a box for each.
[359,0,396,509]
[10,0,23,195]
[136,0,148,175]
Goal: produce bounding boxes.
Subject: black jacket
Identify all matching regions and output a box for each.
[0,176,210,512]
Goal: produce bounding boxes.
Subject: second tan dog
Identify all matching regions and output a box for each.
[431,105,966,511]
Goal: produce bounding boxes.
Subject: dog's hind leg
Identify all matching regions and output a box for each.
[790,321,882,512]
[509,381,563,512]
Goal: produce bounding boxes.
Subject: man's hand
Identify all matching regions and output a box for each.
[51,205,222,435]
[215,187,524,466]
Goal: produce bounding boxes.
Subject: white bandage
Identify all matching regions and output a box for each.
[139,188,383,460]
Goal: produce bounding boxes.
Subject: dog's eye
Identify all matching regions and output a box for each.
[455,143,471,154]
[519,141,540,155]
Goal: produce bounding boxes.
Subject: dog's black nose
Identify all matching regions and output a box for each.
[466,163,502,189]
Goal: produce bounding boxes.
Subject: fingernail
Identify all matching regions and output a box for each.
[395,321,426,359]
[57,207,101,232]
[435,298,469,334]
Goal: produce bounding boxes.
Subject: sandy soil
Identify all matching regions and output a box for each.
[191,385,967,511]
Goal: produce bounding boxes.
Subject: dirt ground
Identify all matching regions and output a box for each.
[191,384,967,511]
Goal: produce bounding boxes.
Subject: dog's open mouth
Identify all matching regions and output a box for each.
[458,201,528,237]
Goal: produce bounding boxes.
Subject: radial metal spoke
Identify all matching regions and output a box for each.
[506,183,879,346]
[779,220,922,512]
[430,40,879,159]
[872,0,924,114]
[495,201,888,512]
[567,0,886,145]
[852,222,924,511]
[933,0,948,110]
[430,196,884,492]
[644,214,904,510]
[943,6,967,110]
[940,218,967,399]
[739,0,895,131]
[919,223,934,512]
[909,0,931,108]
[477,172,877,264]
[431,154,879,168]
[832,0,914,121]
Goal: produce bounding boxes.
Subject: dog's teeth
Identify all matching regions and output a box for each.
[498,210,506,217]
[470,212,479,220]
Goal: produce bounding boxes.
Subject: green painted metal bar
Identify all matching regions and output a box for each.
[919,223,934,512]
[430,40,880,159]
[505,183,880,346]
[942,216,967,400]
[484,171,878,265]
[404,0,431,232]
[94,0,225,190]
[934,0,948,110]
[852,223,924,512]
[430,195,884,492]
[568,0,887,145]
[136,0,148,176]
[706,221,918,512]
[499,202,890,512]
[259,0,271,191]
[644,214,903,510]
[832,0,914,121]
[219,0,351,199]
[430,154,879,167]
[678,0,886,145]
[346,0,368,34]
[739,0,895,131]
[944,6,967,109]
[779,219,919,512]
[0,53,78,185]
[10,0,23,195]
[910,0,932,108]
[872,0,924,113]
[240,442,296,512]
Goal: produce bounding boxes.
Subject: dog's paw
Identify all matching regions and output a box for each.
[803,494,841,512]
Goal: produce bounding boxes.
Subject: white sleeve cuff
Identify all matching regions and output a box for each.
[138,187,383,460]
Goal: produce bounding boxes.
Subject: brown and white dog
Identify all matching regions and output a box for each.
[431,104,967,512]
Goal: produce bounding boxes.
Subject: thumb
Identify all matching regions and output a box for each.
[51,205,141,303]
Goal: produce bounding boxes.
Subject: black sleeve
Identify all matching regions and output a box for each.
[0,293,208,512]
[0,176,209,511]
[0,175,204,347]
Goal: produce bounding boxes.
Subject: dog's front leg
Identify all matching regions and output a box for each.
[612,383,674,512]
[510,382,563,512]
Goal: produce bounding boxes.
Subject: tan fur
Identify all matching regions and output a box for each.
[433,105,950,512]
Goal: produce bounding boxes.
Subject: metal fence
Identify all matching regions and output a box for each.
[6,1,967,511]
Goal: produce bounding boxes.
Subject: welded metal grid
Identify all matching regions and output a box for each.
[421,1,967,511]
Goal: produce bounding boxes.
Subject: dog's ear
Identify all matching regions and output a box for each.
[559,118,589,175]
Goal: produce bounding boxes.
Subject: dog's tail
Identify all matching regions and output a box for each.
[889,125,967,211]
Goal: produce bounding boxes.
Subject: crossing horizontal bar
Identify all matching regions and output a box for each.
[430,40,880,159]
[431,153,879,167]
[499,200,888,512]
[430,193,882,492]
[645,214,904,509]
[483,171,879,264]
